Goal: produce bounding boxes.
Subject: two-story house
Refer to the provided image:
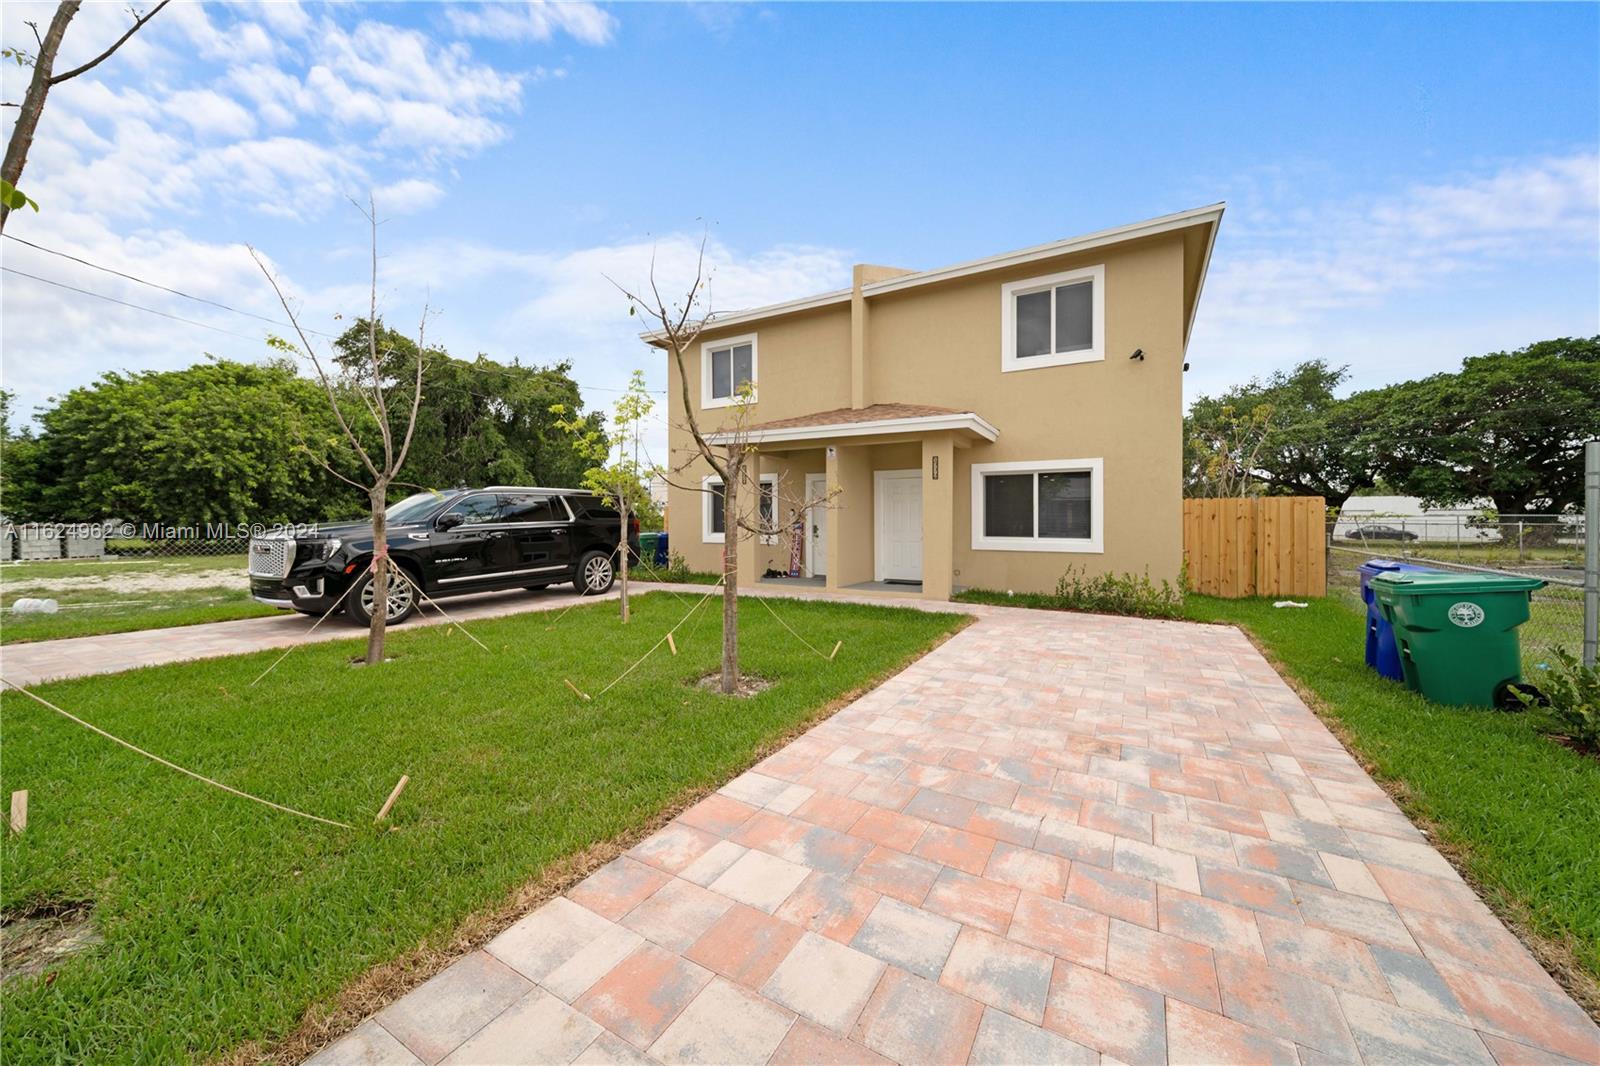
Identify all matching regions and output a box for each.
[651,203,1224,601]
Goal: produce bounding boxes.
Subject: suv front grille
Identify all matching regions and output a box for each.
[248,536,295,578]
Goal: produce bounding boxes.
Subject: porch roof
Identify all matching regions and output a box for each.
[705,403,999,446]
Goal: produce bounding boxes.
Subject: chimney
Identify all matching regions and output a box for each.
[850,264,914,409]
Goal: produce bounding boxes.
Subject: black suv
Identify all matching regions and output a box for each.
[248,487,642,626]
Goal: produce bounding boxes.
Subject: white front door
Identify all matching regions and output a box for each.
[875,470,923,583]
[805,473,827,578]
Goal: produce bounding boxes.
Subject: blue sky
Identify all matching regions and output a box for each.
[3,1,1596,463]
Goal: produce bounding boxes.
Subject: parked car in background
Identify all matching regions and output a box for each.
[1349,523,1420,542]
[248,487,641,625]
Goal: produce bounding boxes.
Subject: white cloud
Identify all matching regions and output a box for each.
[248,0,312,38]
[1203,151,1598,328]
[447,1,617,46]
[1187,150,1600,400]
[304,20,524,157]
[165,0,278,64]
[166,88,258,140]
[374,178,445,215]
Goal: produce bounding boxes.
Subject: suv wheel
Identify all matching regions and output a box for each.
[347,569,418,626]
[576,550,615,595]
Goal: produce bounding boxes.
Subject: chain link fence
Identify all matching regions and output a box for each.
[1327,513,1588,674]
[3,522,258,562]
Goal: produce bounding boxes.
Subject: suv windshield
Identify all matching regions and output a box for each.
[386,492,452,525]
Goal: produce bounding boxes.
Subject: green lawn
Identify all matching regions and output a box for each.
[2,555,274,644]
[1184,594,1600,983]
[0,593,962,1063]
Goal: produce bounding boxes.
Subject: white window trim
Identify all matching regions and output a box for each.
[700,333,759,409]
[999,264,1105,373]
[971,458,1104,553]
[702,472,779,544]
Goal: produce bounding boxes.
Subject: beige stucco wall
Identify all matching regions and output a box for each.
[869,233,1187,592]
[662,230,1191,594]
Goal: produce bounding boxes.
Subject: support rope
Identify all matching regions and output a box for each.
[752,593,834,660]
[249,561,371,686]
[0,679,354,830]
[391,567,491,651]
[588,579,726,700]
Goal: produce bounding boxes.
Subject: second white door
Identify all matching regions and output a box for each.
[875,470,923,583]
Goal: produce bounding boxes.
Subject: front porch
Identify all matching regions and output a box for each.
[711,403,998,602]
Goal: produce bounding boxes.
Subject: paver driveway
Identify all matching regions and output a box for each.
[311,606,1599,1066]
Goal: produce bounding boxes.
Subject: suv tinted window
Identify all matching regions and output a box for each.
[440,494,501,525]
[500,494,562,523]
[570,495,619,519]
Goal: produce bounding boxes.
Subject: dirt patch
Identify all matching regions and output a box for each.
[690,671,775,697]
[3,567,244,596]
[1,899,102,985]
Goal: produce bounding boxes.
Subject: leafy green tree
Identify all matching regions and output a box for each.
[1371,337,1600,516]
[1185,360,1385,507]
[330,320,604,492]
[2,359,355,523]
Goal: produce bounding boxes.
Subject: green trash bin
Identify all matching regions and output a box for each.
[638,532,660,569]
[1369,571,1545,708]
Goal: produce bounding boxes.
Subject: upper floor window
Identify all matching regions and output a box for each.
[1000,265,1104,372]
[702,334,757,408]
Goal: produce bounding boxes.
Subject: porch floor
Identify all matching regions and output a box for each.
[843,580,924,596]
[758,575,826,589]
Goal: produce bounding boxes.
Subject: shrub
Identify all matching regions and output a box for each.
[1513,648,1600,754]
[1051,564,1186,619]
[954,564,1186,619]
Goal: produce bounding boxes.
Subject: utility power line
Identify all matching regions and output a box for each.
[3,232,336,336]
[2,243,665,395]
[3,266,269,344]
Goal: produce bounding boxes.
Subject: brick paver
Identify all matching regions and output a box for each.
[283,604,1598,1064]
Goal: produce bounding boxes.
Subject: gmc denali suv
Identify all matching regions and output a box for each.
[248,487,642,626]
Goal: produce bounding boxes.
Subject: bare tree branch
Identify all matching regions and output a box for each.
[49,0,170,84]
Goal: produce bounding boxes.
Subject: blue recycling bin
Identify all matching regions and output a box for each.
[653,530,669,567]
[1359,559,1437,680]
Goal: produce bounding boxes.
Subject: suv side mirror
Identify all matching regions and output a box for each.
[436,512,464,531]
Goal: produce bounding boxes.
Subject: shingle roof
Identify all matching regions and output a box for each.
[742,403,966,432]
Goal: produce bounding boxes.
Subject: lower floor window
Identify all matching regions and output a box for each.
[971,458,1103,552]
[703,473,777,543]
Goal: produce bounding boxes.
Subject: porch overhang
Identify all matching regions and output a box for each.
[705,403,998,448]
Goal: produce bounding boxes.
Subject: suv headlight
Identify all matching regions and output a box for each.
[317,538,341,559]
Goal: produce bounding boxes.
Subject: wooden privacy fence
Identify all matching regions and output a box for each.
[1183,496,1327,598]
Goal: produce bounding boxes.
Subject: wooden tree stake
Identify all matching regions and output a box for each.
[9,790,28,834]
[829,641,842,661]
[375,775,409,823]
[564,678,592,701]
[666,632,678,656]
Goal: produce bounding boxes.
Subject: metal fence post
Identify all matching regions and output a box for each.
[1584,440,1599,667]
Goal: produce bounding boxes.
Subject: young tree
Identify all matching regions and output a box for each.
[552,370,652,622]
[2,0,170,230]
[250,199,427,666]
[616,243,838,692]
[612,243,754,693]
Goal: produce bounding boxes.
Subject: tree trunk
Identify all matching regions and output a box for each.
[618,490,630,624]
[367,485,388,665]
[1,1,80,235]
[720,457,740,695]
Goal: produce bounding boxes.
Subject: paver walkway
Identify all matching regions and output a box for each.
[309,607,1599,1066]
